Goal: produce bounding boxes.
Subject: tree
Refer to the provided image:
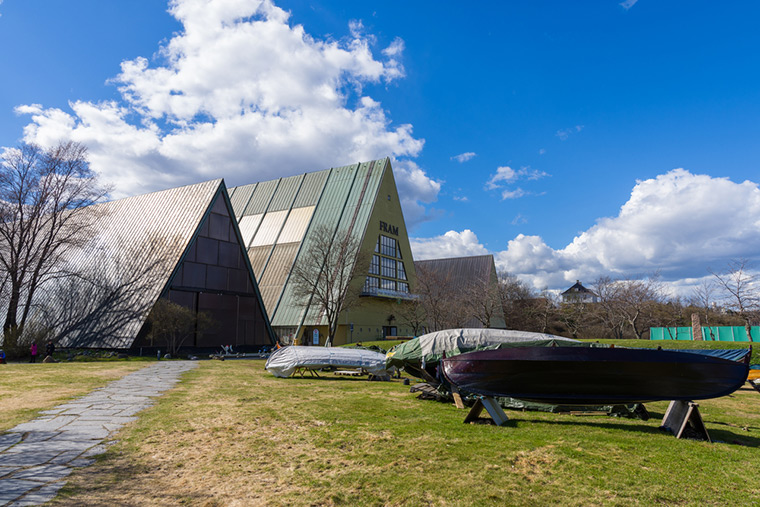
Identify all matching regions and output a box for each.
[289,225,369,345]
[497,272,534,330]
[0,142,108,351]
[710,259,760,339]
[146,299,213,356]
[465,273,503,328]
[414,264,471,331]
[34,234,180,349]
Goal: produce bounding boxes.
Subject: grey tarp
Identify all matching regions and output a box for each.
[265,346,388,378]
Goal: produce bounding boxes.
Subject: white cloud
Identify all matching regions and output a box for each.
[501,188,526,200]
[620,0,639,10]
[451,152,476,163]
[410,229,489,260]
[413,169,760,293]
[11,0,437,219]
[556,125,584,141]
[391,159,442,228]
[485,165,548,199]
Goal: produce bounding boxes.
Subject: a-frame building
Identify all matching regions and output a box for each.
[230,158,418,345]
[12,179,275,350]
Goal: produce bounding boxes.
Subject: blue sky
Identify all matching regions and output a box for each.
[2,0,760,294]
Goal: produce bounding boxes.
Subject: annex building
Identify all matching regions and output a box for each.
[3,180,275,351]
[229,157,418,345]
[414,254,506,329]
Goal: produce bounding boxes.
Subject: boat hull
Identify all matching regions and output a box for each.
[441,347,750,404]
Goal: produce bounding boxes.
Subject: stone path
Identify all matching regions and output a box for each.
[0,361,198,506]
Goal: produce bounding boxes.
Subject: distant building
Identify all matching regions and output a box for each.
[414,254,507,329]
[561,280,598,304]
[229,158,418,345]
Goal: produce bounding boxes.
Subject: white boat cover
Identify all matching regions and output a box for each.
[265,346,388,378]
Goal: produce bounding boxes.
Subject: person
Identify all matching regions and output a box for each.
[0,349,6,364]
[45,340,55,358]
[30,342,38,363]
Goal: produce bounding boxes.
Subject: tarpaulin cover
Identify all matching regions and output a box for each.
[265,346,388,378]
[668,348,751,362]
[386,328,583,371]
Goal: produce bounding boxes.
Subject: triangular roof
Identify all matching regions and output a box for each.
[230,157,416,328]
[561,280,595,295]
[9,179,274,349]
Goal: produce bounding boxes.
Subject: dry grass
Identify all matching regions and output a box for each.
[0,362,147,432]
[49,360,760,506]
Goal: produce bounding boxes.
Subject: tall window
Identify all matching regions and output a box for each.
[365,235,410,294]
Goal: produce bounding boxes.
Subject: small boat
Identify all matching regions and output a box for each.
[265,346,388,378]
[441,347,751,405]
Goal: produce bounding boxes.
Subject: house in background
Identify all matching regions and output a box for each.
[414,254,507,329]
[561,280,598,304]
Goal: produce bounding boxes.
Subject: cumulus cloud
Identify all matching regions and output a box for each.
[556,125,584,141]
[451,152,476,163]
[412,169,760,293]
[410,229,489,260]
[391,159,442,228]
[11,0,438,223]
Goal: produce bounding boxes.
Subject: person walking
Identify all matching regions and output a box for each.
[30,342,38,363]
[45,340,55,359]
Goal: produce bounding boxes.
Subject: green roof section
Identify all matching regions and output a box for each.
[229,157,400,330]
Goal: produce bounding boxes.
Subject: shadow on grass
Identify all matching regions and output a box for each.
[504,417,760,447]
[53,452,217,506]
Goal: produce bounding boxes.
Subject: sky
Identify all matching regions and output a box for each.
[1,0,760,296]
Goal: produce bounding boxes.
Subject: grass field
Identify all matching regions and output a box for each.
[46,358,760,506]
[0,362,148,432]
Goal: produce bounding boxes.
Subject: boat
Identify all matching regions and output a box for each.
[386,328,581,382]
[441,346,751,405]
[265,346,388,378]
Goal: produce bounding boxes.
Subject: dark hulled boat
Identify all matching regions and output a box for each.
[441,346,751,405]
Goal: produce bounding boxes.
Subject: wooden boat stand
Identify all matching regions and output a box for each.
[463,396,509,426]
[660,400,711,441]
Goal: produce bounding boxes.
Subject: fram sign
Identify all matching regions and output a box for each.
[379,220,398,236]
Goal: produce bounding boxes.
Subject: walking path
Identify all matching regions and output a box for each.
[0,361,199,506]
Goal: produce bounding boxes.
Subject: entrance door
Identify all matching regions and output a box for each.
[383,326,397,338]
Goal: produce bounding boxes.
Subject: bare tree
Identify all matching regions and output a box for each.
[33,235,177,349]
[688,278,717,328]
[614,274,666,340]
[0,142,107,351]
[497,272,534,330]
[396,296,427,336]
[290,225,369,345]
[466,274,503,328]
[591,276,627,339]
[414,264,471,331]
[710,259,759,339]
[146,299,213,356]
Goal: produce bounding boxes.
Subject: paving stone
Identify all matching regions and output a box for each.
[0,479,40,504]
[13,464,72,482]
[0,361,198,505]
[0,466,20,479]
[8,481,64,506]
[0,434,22,452]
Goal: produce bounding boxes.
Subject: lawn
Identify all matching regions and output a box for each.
[0,361,149,432]
[51,359,760,506]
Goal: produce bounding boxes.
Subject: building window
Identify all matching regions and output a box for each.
[369,255,380,275]
[381,256,396,278]
[397,261,407,280]
[397,282,409,293]
[380,235,397,257]
[381,279,396,291]
[364,276,379,292]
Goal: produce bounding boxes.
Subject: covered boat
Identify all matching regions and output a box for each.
[265,346,388,378]
[386,328,582,381]
[442,346,751,405]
